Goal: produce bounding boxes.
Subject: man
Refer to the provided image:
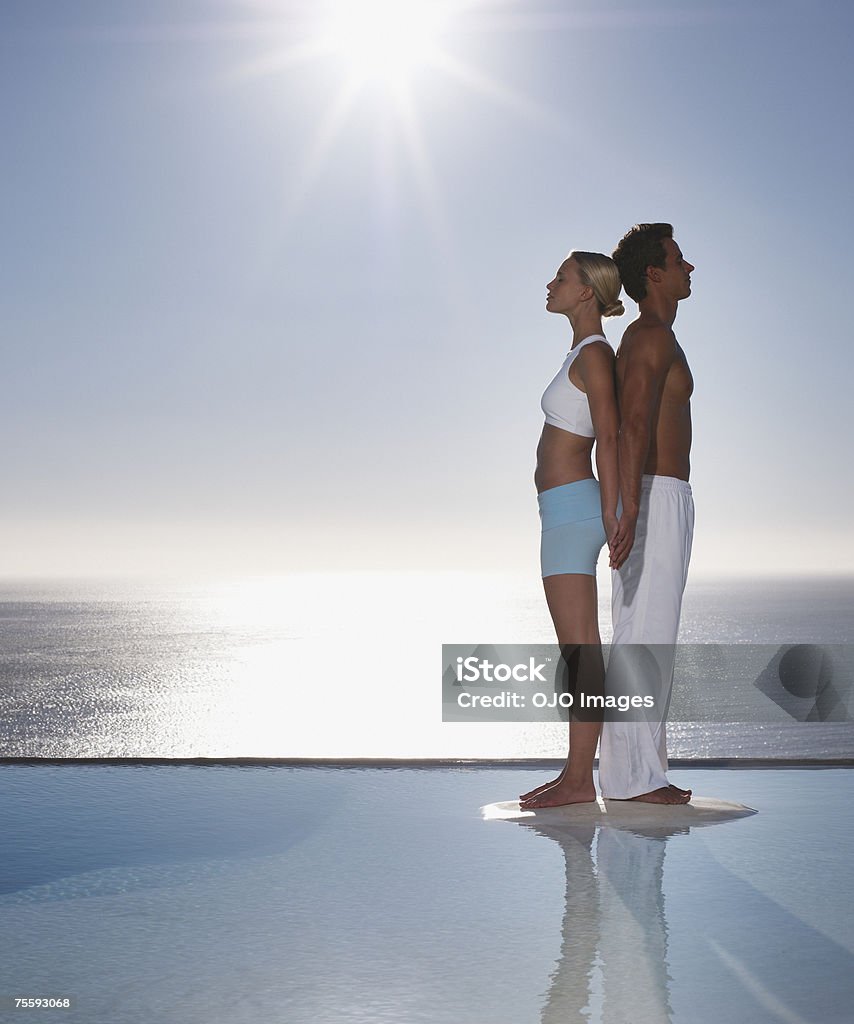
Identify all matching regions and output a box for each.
[599,223,695,805]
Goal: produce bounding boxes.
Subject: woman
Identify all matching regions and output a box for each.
[520,250,624,809]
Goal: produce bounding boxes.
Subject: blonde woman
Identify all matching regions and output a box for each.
[520,250,624,809]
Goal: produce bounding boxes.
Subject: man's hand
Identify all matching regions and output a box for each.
[609,512,636,570]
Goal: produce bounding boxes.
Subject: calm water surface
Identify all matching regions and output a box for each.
[2,764,853,1024]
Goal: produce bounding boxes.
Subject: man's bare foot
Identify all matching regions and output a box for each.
[609,786,691,805]
[520,774,566,802]
[520,779,596,809]
[668,784,691,797]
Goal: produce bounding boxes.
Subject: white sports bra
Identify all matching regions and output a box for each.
[540,334,609,438]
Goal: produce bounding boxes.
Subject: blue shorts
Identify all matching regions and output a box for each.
[538,478,606,577]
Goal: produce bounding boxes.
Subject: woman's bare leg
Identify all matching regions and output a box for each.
[520,573,603,808]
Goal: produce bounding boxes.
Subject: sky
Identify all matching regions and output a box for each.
[2,0,853,578]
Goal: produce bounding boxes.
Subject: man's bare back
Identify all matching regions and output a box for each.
[615,319,693,482]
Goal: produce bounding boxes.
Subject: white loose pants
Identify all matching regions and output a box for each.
[598,475,694,799]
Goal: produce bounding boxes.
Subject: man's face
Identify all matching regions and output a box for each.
[656,237,694,300]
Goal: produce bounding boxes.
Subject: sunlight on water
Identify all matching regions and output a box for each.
[1,572,852,758]
[192,571,562,757]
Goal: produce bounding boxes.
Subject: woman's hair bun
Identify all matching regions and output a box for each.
[603,300,625,318]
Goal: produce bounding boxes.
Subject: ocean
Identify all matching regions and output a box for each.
[0,572,852,760]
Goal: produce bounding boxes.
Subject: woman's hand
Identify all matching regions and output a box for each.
[603,511,619,548]
[608,512,636,570]
[603,510,622,567]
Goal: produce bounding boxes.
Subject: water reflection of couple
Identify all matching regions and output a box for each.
[522,224,696,809]
[487,798,756,1024]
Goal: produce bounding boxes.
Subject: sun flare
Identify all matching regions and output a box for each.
[229,0,542,230]
[317,0,452,86]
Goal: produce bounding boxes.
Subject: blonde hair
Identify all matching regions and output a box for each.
[571,250,625,318]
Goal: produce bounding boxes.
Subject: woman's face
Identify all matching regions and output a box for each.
[545,258,584,315]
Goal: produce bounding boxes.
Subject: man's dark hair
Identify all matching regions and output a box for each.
[612,223,673,303]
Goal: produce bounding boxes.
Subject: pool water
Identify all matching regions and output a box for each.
[1,765,852,1023]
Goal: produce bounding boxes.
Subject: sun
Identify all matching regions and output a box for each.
[227,0,543,230]
[315,0,453,88]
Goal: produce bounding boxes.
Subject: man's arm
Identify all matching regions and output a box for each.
[610,327,676,568]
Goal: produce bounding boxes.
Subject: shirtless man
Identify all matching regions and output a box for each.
[598,223,696,805]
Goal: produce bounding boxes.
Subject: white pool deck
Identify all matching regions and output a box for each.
[1,763,852,1024]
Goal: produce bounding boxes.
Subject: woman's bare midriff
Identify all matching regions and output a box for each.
[535,424,595,493]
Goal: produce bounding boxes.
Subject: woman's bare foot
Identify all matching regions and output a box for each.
[520,773,566,802]
[668,784,692,797]
[520,778,597,809]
